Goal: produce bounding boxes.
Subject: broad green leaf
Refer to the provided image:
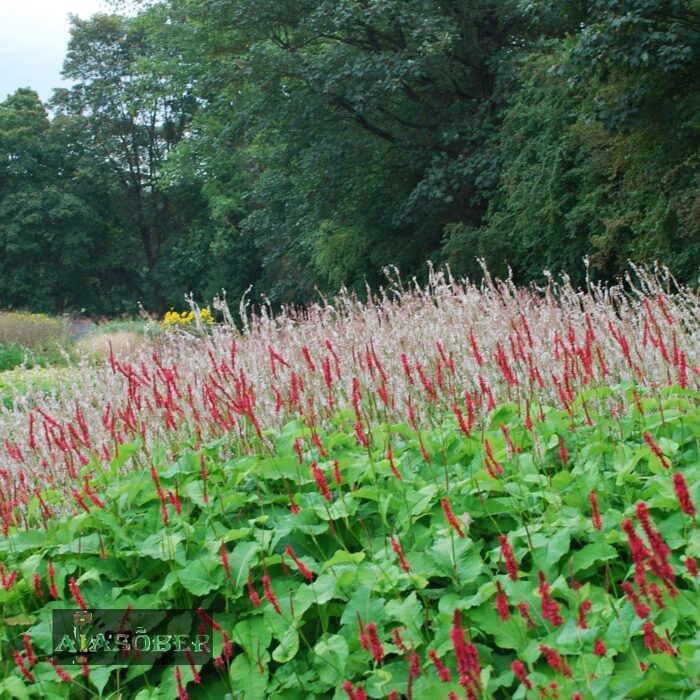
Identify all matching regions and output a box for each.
[314,634,349,687]
[229,653,268,699]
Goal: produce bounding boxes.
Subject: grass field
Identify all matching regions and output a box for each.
[0,267,699,699]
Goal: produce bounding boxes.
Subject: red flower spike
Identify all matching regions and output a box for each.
[69,577,87,609]
[511,659,532,690]
[390,627,406,653]
[686,557,699,577]
[408,650,421,678]
[621,581,650,619]
[333,459,342,485]
[262,575,282,615]
[673,472,695,516]
[517,601,535,629]
[499,535,519,580]
[354,422,369,449]
[643,432,670,468]
[538,571,563,627]
[222,630,233,661]
[22,635,37,666]
[593,639,606,656]
[247,570,260,607]
[453,403,470,436]
[13,650,35,683]
[285,545,314,581]
[558,436,568,465]
[538,644,571,677]
[429,649,451,682]
[220,541,231,579]
[387,442,401,480]
[196,608,221,631]
[649,582,665,609]
[48,657,72,682]
[390,535,411,572]
[32,572,43,600]
[589,490,602,530]
[365,623,385,664]
[621,518,650,589]
[311,461,332,501]
[495,581,510,621]
[48,559,58,600]
[577,599,591,628]
[442,498,465,538]
[175,667,188,700]
[451,609,481,693]
[357,612,369,651]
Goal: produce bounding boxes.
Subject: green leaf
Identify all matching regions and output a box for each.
[572,542,617,572]
[229,653,268,699]
[313,634,349,687]
[429,537,483,581]
[272,626,299,662]
[230,541,261,589]
[321,550,365,572]
[0,677,29,700]
[137,531,185,562]
[177,557,223,596]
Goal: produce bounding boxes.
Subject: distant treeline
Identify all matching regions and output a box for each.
[1,0,699,314]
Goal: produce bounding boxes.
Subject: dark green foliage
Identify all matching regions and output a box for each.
[1,1,699,313]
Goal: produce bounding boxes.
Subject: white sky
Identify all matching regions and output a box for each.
[0,0,110,102]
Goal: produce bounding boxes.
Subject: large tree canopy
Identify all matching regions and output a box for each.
[0,0,698,313]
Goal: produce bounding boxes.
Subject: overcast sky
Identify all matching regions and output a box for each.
[0,0,110,102]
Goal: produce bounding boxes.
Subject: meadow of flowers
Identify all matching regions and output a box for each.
[0,265,699,699]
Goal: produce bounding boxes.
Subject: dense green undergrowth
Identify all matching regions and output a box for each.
[1,385,699,699]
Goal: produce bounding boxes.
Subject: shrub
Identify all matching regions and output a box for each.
[0,311,70,349]
[0,342,25,372]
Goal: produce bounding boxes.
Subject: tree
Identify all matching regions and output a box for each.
[0,90,103,312]
[55,9,200,310]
